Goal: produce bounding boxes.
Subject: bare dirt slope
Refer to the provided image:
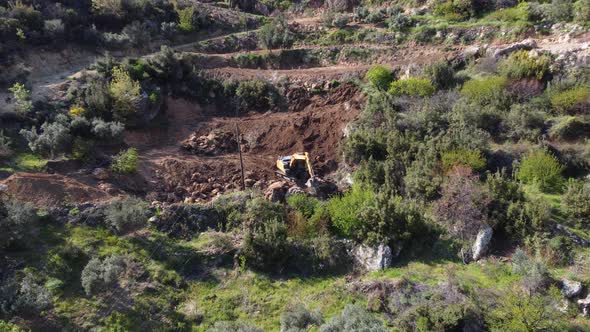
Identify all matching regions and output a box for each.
[125,83,363,202]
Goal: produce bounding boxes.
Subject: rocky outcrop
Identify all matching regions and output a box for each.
[472,226,493,261]
[560,279,583,298]
[490,38,537,58]
[352,243,393,271]
[181,130,238,156]
[555,224,590,246]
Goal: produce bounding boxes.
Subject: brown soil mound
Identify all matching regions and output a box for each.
[2,173,111,207]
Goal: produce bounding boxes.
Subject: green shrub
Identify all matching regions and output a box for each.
[424,61,456,90]
[242,219,289,272]
[0,320,24,332]
[8,82,32,114]
[81,255,126,295]
[506,104,545,142]
[563,179,590,227]
[441,148,486,173]
[487,287,564,330]
[104,197,150,234]
[498,50,552,80]
[460,76,508,106]
[0,199,38,250]
[517,150,564,193]
[511,248,551,293]
[549,85,590,113]
[177,6,196,32]
[548,116,590,141]
[365,65,394,91]
[326,184,374,240]
[110,148,138,174]
[388,78,435,97]
[258,15,294,50]
[286,193,319,219]
[236,79,280,112]
[280,305,324,332]
[433,0,475,21]
[109,67,141,122]
[20,114,72,158]
[574,0,590,22]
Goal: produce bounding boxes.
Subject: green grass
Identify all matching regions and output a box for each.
[0,152,48,172]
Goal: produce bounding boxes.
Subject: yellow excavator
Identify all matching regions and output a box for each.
[276,152,316,184]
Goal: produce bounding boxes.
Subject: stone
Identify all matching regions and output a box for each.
[561,279,583,298]
[555,224,590,246]
[264,181,288,202]
[352,243,393,271]
[578,295,590,316]
[93,168,110,180]
[472,226,493,261]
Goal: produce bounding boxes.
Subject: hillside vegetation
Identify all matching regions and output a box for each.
[1,0,590,331]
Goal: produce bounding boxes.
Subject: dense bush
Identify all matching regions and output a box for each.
[433,0,475,21]
[511,248,552,293]
[104,197,150,234]
[487,287,564,331]
[8,82,33,114]
[0,130,12,158]
[241,219,290,272]
[365,65,394,91]
[0,199,38,250]
[326,184,374,240]
[574,0,590,22]
[81,255,126,295]
[109,66,141,122]
[388,78,435,97]
[549,85,590,114]
[460,76,508,106]
[280,305,324,332]
[319,304,385,332]
[517,150,564,193]
[236,79,280,112]
[563,179,590,227]
[506,104,545,142]
[110,147,138,173]
[433,166,491,243]
[441,148,486,173]
[498,51,552,81]
[425,61,456,90]
[258,16,294,50]
[20,114,72,158]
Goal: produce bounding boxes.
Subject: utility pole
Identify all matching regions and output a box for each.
[235,98,246,190]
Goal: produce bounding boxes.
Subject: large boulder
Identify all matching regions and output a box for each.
[352,243,393,271]
[561,279,583,298]
[472,226,493,261]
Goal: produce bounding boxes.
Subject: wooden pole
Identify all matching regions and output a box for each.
[235,100,245,190]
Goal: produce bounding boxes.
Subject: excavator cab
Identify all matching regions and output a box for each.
[276,152,315,184]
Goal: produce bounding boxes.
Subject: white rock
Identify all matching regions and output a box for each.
[472,226,493,261]
[561,279,583,298]
[352,243,393,271]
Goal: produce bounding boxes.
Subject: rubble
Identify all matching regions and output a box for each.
[181,130,238,156]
